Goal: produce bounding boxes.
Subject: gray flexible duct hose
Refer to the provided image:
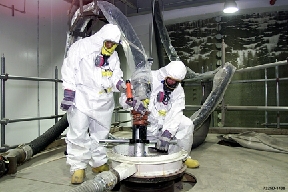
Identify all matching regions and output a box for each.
[192,64,235,132]
[69,163,137,192]
[69,170,118,192]
[192,81,212,148]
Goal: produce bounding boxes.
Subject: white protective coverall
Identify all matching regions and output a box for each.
[120,61,194,154]
[61,24,123,173]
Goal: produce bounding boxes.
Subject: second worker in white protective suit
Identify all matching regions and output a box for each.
[60,24,127,184]
[120,60,199,169]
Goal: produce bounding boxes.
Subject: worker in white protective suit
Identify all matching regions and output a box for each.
[120,60,199,168]
[60,24,127,184]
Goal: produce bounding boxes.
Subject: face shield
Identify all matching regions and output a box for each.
[101,40,119,56]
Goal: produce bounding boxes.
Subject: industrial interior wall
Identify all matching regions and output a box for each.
[165,10,288,128]
[0,0,70,145]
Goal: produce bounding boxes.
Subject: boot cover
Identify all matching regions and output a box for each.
[71,169,85,184]
[185,158,200,168]
[92,163,109,173]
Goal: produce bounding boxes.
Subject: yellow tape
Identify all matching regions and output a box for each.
[158,109,167,116]
[143,99,150,108]
[102,70,113,77]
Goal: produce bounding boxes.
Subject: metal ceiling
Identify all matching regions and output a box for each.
[63,0,226,17]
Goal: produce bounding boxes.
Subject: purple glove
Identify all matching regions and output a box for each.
[156,130,172,152]
[60,89,75,111]
[116,80,127,93]
[125,99,146,113]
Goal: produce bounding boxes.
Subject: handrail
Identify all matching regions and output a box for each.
[0,54,62,147]
[0,115,64,125]
[0,74,63,82]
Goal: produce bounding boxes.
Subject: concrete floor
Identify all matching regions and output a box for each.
[0,132,287,192]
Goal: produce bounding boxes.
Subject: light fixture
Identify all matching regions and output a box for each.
[223,0,239,13]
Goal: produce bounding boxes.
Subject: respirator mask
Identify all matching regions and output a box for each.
[101,40,118,56]
[95,40,119,67]
[157,77,180,105]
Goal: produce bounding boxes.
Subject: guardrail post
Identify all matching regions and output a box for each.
[1,54,6,147]
[55,66,59,124]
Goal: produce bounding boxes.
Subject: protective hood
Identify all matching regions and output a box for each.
[159,61,187,81]
[95,23,121,44]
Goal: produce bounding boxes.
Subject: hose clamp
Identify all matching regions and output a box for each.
[110,168,120,183]
[22,145,33,161]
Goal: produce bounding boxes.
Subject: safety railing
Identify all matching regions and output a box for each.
[0,54,131,147]
[0,54,63,147]
[185,59,288,134]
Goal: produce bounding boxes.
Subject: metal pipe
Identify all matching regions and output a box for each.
[230,77,288,84]
[0,74,62,82]
[209,127,288,135]
[216,105,288,112]
[100,139,130,143]
[114,104,119,128]
[221,39,225,126]
[0,115,64,125]
[236,60,287,73]
[55,66,59,124]
[79,0,83,16]
[221,39,225,67]
[262,123,288,127]
[0,1,25,14]
[149,0,155,58]
[1,54,6,147]
[37,0,40,137]
[184,61,288,84]
[275,65,280,128]
[265,68,268,127]
[185,105,288,112]
[99,139,177,144]
[136,0,226,13]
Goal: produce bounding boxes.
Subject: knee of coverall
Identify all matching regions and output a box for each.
[174,115,194,153]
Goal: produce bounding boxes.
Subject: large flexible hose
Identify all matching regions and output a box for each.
[1,114,68,176]
[69,170,118,192]
[28,114,68,155]
[69,163,137,192]
[191,64,236,132]
[192,81,212,148]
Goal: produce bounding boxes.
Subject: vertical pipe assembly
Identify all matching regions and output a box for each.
[79,0,83,16]
[221,39,226,126]
[130,110,149,157]
[275,65,280,128]
[1,54,6,147]
[55,66,59,124]
[265,68,268,127]
[114,108,119,128]
[149,0,155,58]
[221,39,225,67]
[37,0,40,136]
